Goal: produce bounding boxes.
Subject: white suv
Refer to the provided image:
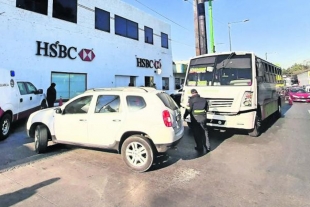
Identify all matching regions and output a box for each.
[27,87,184,172]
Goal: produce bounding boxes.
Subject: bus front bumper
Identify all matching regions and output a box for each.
[206,111,256,129]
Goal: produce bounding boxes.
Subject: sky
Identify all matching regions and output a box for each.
[121,0,310,69]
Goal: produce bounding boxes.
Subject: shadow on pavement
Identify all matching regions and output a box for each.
[0,177,60,206]
[0,119,72,173]
[150,125,234,171]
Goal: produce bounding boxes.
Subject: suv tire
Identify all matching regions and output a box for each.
[35,125,48,153]
[121,135,154,172]
[0,114,11,140]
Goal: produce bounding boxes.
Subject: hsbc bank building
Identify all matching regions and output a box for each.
[0,0,173,101]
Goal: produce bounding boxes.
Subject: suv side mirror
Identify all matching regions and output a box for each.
[55,108,62,114]
[35,89,43,94]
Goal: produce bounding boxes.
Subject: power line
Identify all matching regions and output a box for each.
[135,0,191,32]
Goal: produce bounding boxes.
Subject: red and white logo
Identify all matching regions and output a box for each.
[78,49,95,61]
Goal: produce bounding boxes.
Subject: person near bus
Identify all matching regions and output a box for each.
[46,83,56,107]
[183,89,210,153]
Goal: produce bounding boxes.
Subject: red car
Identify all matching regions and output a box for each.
[289,88,310,102]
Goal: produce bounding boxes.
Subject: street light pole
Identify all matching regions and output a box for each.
[206,0,215,53]
[227,19,249,51]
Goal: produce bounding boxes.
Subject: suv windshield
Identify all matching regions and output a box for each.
[186,54,252,86]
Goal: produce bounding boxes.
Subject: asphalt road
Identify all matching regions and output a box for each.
[0,102,310,207]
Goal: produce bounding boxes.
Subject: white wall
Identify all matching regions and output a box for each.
[0,0,173,92]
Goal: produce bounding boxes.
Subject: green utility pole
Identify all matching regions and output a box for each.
[207,0,215,53]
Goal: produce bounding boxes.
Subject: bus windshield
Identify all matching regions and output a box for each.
[186,54,252,86]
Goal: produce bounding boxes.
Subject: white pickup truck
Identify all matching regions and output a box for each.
[0,68,47,140]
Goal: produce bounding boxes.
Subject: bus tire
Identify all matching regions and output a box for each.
[275,100,281,119]
[248,114,261,137]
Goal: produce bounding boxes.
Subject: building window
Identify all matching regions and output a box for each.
[51,72,86,101]
[95,8,110,32]
[144,26,153,44]
[115,15,138,40]
[162,77,169,90]
[53,0,77,23]
[16,0,48,15]
[161,32,168,49]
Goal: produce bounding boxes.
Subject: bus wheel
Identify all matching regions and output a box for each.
[276,102,281,119]
[248,115,261,137]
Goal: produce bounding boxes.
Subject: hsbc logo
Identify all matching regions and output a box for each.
[136,57,162,69]
[78,49,95,61]
[36,41,95,62]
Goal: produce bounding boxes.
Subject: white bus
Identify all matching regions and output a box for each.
[180,51,282,137]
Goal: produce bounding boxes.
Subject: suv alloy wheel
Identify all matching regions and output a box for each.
[121,135,154,172]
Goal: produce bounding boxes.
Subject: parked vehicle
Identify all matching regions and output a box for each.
[289,88,310,103]
[170,88,183,107]
[0,69,47,140]
[27,87,184,172]
[180,51,282,137]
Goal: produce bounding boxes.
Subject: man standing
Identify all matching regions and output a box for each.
[183,89,210,152]
[46,83,56,107]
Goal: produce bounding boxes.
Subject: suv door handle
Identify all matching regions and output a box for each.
[113,119,121,122]
[20,98,23,103]
[79,119,86,121]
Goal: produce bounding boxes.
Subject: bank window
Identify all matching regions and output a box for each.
[162,77,169,90]
[95,8,110,32]
[51,72,86,101]
[115,15,138,40]
[161,32,168,49]
[16,0,48,15]
[53,0,77,23]
[144,26,153,44]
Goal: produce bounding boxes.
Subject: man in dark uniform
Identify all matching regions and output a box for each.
[183,89,210,152]
[46,83,56,107]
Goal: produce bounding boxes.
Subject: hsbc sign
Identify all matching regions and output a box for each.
[136,57,161,69]
[35,41,95,62]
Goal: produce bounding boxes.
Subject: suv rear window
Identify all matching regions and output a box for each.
[126,96,146,111]
[157,92,178,110]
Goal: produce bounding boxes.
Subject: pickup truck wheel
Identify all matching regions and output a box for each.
[35,125,48,153]
[0,114,11,140]
[41,100,47,109]
[121,135,154,172]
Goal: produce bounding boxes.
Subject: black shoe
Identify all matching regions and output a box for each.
[195,147,203,151]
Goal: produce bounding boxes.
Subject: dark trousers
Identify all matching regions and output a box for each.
[47,100,54,108]
[193,116,210,150]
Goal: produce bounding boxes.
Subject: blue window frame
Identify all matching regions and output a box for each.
[53,0,77,23]
[95,8,110,32]
[16,0,48,15]
[144,26,153,44]
[115,15,138,40]
[51,72,86,101]
[161,32,168,49]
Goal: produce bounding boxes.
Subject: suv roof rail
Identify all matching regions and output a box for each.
[85,87,157,93]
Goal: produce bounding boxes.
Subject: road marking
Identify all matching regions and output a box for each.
[308,110,310,115]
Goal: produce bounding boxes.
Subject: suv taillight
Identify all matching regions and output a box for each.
[162,110,172,127]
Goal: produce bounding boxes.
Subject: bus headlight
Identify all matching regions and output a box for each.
[241,91,253,107]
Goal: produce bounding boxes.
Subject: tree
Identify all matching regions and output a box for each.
[283,63,309,75]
